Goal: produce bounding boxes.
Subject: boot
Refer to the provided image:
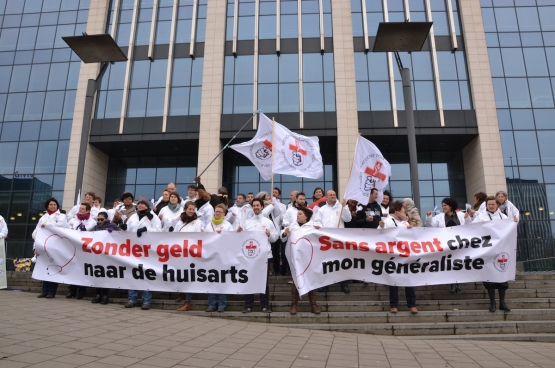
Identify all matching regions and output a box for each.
[77,287,86,300]
[177,302,191,311]
[290,286,299,315]
[100,294,109,305]
[498,288,510,312]
[268,263,274,276]
[487,287,496,312]
[308,290,321,314]
[91,295,101,304]
[449,283,457,294]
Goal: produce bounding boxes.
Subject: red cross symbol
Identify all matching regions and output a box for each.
[498,255,508,264]
[263,140,273,150]
[365,161,387,181]
[246,241,257,249]
[289,140,307,156]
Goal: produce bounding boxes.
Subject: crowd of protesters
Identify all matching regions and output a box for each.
[2,176,518,315]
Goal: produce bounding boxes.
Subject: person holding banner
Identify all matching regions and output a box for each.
[67,202,96,299]
[112,192,136,226]
[379,201,418,314]
[238,198,278,313]
[90,211,119,305]
[122,196,161,310]
[33,197,68,298]
[204,204,234,312]
[173,201,203,311]
[426,197,473,294]
[496,191,520,221]
[380,190,392,216]
[67,191,97,220]
[355,188,382,229]
[282,207,321,315]
[159,192,183,232]
[474,196,518,313]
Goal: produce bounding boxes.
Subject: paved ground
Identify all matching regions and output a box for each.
[1,292,555,368]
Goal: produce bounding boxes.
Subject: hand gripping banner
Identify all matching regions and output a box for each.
[286,219,517,296]
[32,227,269,294]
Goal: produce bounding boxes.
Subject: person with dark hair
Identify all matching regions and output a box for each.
[112,191,136,227]
[32,197,69,299]
[195,189,214,228]
[226,193,253,230]
[281,207,321,315]
[92,197,106,216]
[355,188,382,229]
[68,191,97,220]
[153,189,171,215]
[379,201,418,314]
[473,192,488,212]
[282,192,307,228]
[90,211,119,305]
[380,190,392,215]
[173,201,203,311]
[426,197,472,293]
[474,196,518,312]
[159,191,183,231]
[308,187,326,214]
[247,192,255,205]
[238,198,278,313]
[106,198,120,221]
[185,184,198,202]
[68,203,96,231]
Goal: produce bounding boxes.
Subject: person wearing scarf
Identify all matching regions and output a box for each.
[159,192,183,231]
[90,211,119,305]
[379,201,418,314]
[203,204,233,312]
[122,196,161,311]
[67,203,96,299]
[426,198,472,294]
[495,190,520,220]
[33,197,69,299]
[281,207,321,315]
[112,191,136,227]
[474,196,518,313]
[153,189,171,215]
[226,193,254,231]
[173,202,203,311]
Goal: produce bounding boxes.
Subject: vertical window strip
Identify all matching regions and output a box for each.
[319,0,324,51]
[425,0,444,126]
[111,0,121,40]
[298,0,304,128]
[361,0,369,51]
[163,0,179,132]
[190,0,198,56]
[404,0,410,21]
[253,0,260,129]
[148,0,159,60]
[383,0,398,126]
[233,0,239,55]
[276,0,281,53]
[119,0,141,133]
[445,0,458,50]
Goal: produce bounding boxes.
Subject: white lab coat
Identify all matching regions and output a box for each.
[32,210,69,240]
[244,214,278,259]
[158,204,183,231]
[68,216,96,231]
[204,220,234,233]
[196,202,214,228]
[379,216,410,229]
[0,215,7,239]
[281,221,314,242]
[282,206,299,228]
[473,209,508,223]
[125,211,162,232]
[175,219,204,232]
[313,201,352,228]
[426,211,471,228]
[226,203,254,230]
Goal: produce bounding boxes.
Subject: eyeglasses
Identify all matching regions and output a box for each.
[97,218,106,222]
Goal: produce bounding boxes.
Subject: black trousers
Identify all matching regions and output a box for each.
[95,288,109,297]
[389,286,416,308]
[245,262,270,308]
[42,281,58,295]
[271,239,281,273]
[69,285,86,295]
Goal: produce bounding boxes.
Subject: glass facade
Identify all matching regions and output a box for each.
[0,0,89,266]
[482,0,555,270]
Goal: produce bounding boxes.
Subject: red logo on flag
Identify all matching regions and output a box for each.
[289,140,307,156]
[263,140,273,150]
[246,241,257,250]
[365,161,387,181]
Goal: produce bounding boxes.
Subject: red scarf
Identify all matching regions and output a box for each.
[391,211,408,222]
[46,209,57,215]
[77,213,90,221]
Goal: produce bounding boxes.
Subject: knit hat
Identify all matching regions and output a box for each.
[137,196,151,210]
[120,191,134,201]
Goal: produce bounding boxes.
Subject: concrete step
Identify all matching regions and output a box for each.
[273,320,555,336]
[396,333,555,342]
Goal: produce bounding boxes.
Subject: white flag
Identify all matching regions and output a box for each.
[268,114,323,179]
[344,136,391,204]
[230,114,274,180]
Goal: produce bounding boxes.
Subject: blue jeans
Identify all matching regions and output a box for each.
[128,290,152,305]
[208,294,227,310]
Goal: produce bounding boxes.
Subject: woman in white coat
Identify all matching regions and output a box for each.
[204,204,233,312]
[121,196,161,310]
[473,196,518,313]
[282,207,321,315]
[379,201,418,314]
[68,203,96,231]
[426,197,472,294]
[159,192,183,231]
[33,197,69,298]
[195,189,214,228]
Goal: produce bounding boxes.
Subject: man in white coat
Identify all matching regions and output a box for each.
[238,198,278,313]
[0,212,7,241]
[313,190,352,293]
[226,193,254,230]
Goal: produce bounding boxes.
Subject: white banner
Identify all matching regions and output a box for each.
[32,227,269,294]
[344,136,391,204]
[287,219,517,295]
[0,239,6,289]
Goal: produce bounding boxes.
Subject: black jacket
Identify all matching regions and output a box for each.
[355,201,382,229]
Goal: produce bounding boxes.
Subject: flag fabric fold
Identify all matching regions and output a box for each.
[230,113,324,180]
[344,136,391,204]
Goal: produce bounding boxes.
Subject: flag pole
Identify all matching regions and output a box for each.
[337,135,360,228]
[196,109,261,179]
[270,117,275,193]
